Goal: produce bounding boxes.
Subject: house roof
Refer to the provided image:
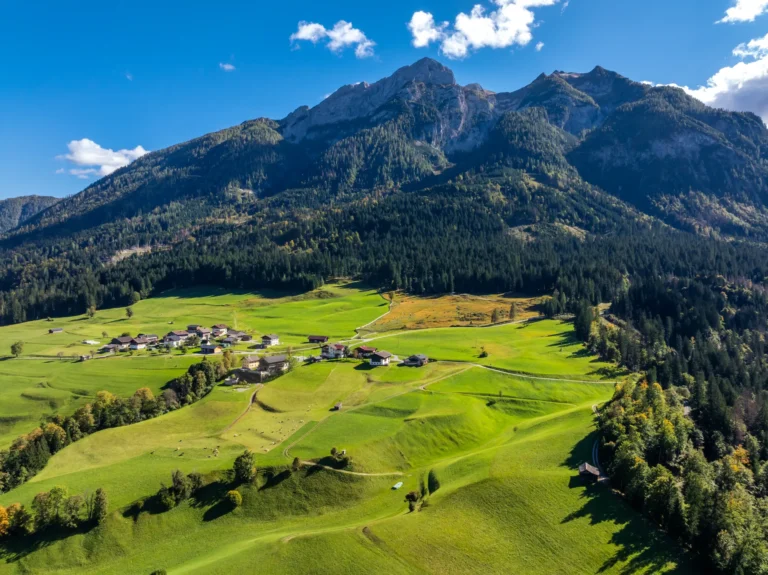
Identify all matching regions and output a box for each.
[261,355,288,364]
[371,351,392,360]
[132,337,148,344]
[262,334,279,340]
[223,337,238,343]
[358,346,376,352]
[409,354,428,361]
[49,327,63,332]
[213,324,228,329]
[309,335,329,340]
[201,343,221,349]
[187,324,201,329]
[579,462,600,476]
[114,336,133,344]
[245,356,259,363]
[197,327,212,333]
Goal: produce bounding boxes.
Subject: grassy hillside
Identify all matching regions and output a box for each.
[0,287,690,574]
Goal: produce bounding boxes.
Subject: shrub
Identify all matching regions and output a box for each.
[226,490,242,507]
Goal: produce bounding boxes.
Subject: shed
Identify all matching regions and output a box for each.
[49,328,63,334]
[355,345,377,358]
[578,462,600,481]
[308,335,329,344]
[403,354,429,367]
[392,482,403,490]
[334,402,343,411]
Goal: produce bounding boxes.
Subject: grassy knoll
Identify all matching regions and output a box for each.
[0,355,199,448]
[360,319,621,379]
[0,283,386,358]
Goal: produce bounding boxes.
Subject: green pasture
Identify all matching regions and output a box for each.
[0,356,199,448]
[359,319,621,379]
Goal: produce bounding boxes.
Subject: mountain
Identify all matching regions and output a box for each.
[0,195,59,234]
[2,58,768,324]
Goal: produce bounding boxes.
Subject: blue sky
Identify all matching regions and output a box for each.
[1,0,767,199]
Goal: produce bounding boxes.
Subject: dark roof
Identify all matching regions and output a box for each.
[187,324,201,329]
[197,327,212,333]
[223,337,238,343]
[309,335,329,341]
[262,334,279,340]
[131,337,148,344]
[213,324,228,329]
[49,328,63,332]
[409,354,428,361]
[201,343,221,349]
[169,330,189,337]
[261,355,288,364]
[371,351,392,360]
[579,462,600,476]
[114,336,133,344]
[244,355,259,363]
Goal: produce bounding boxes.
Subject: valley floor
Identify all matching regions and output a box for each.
[0,286,690,574]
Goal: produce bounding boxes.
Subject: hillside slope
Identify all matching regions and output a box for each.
[0,195,58,234]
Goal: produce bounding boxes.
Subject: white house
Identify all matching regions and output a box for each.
[262,334,280,347]
[130,337,148,351]
[369,351,392,367]
[322,343,348,359]
[212,324,229,337]
[164,330,189,348]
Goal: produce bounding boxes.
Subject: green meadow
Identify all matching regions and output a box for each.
[0,287,691,574]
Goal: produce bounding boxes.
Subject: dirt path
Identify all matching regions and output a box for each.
[219,385,262,434]
[298,460,403,477]
[471,363,620,384]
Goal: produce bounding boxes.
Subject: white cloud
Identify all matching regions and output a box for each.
[125,72,133,81]
[535,41,544,51]
[219,62,236,71]
[673,34,768,124]
[408,11,448,48]
[733,32,768,59]
[407,0,558,59]
[719,0,768,23]
[290,20,375,58]
[57,139,148,179]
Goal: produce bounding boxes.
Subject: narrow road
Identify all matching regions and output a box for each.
[298,460,403,477]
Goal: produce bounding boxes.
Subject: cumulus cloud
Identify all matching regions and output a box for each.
[535,41,545,51]
[718,0,768,23]
[290,20,375,58]
[57,139,148,179]
[407,0,558,59]
[673,34,768,124]
[219,62,236,71]
[733,32,768,59]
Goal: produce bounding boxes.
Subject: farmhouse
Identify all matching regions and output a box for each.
[322,343,348,359]
[164,330,189,348]
[49,328,63,334]
[259,354,289,375]
[578,462,600,482]
[196,327,212,338]
[403,354,429,367]
[100,344,118,354]
[369,351,392,367]
[355,345,377,358]
[79,354,92,362]
[308,335,329,344]
[140,334,159,344]
[212,324,228,337]
[130,337,149,350]
[201,343,222,355]
[262,334,280,347]
[241,356,259,370]
[187,324,201,332]
[222,336,239,347]
[240,334,253,342]
[112,336,133,350]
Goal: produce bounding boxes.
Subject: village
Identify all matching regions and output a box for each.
[69,323,430,385]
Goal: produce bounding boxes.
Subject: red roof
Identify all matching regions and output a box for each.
[358,346,377,352]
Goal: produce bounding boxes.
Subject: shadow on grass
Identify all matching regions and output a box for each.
[562,430,597,471]
[0,523,93,563]
[260,469,291,491]
[191,480,232,508]
[354,363,375,371]
[122,493,168,521]
[304,456,350,478]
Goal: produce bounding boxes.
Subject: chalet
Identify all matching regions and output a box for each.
[259,354,289,375]
[200,343,223,355]
[262,334,280,347]
[369,351,392,367]
[212,324,229,337]
[355,345,377,358]
[100,344,118,354]
[242,356,260,370]
[139,334,159,344]
[308,335,329,344]
[334,402,343,411]
[240,334,253,342]
[187,324,201,332]
[164,330,189,348]
[222,336,239,347]
[578,462,600,482]
[130,337,149,350]
[196,327,212,338]
[322,343,348,359]
[112,336,133,351]
[403,354,429,367]
[49,328,63,334]
[228,331,246,341]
